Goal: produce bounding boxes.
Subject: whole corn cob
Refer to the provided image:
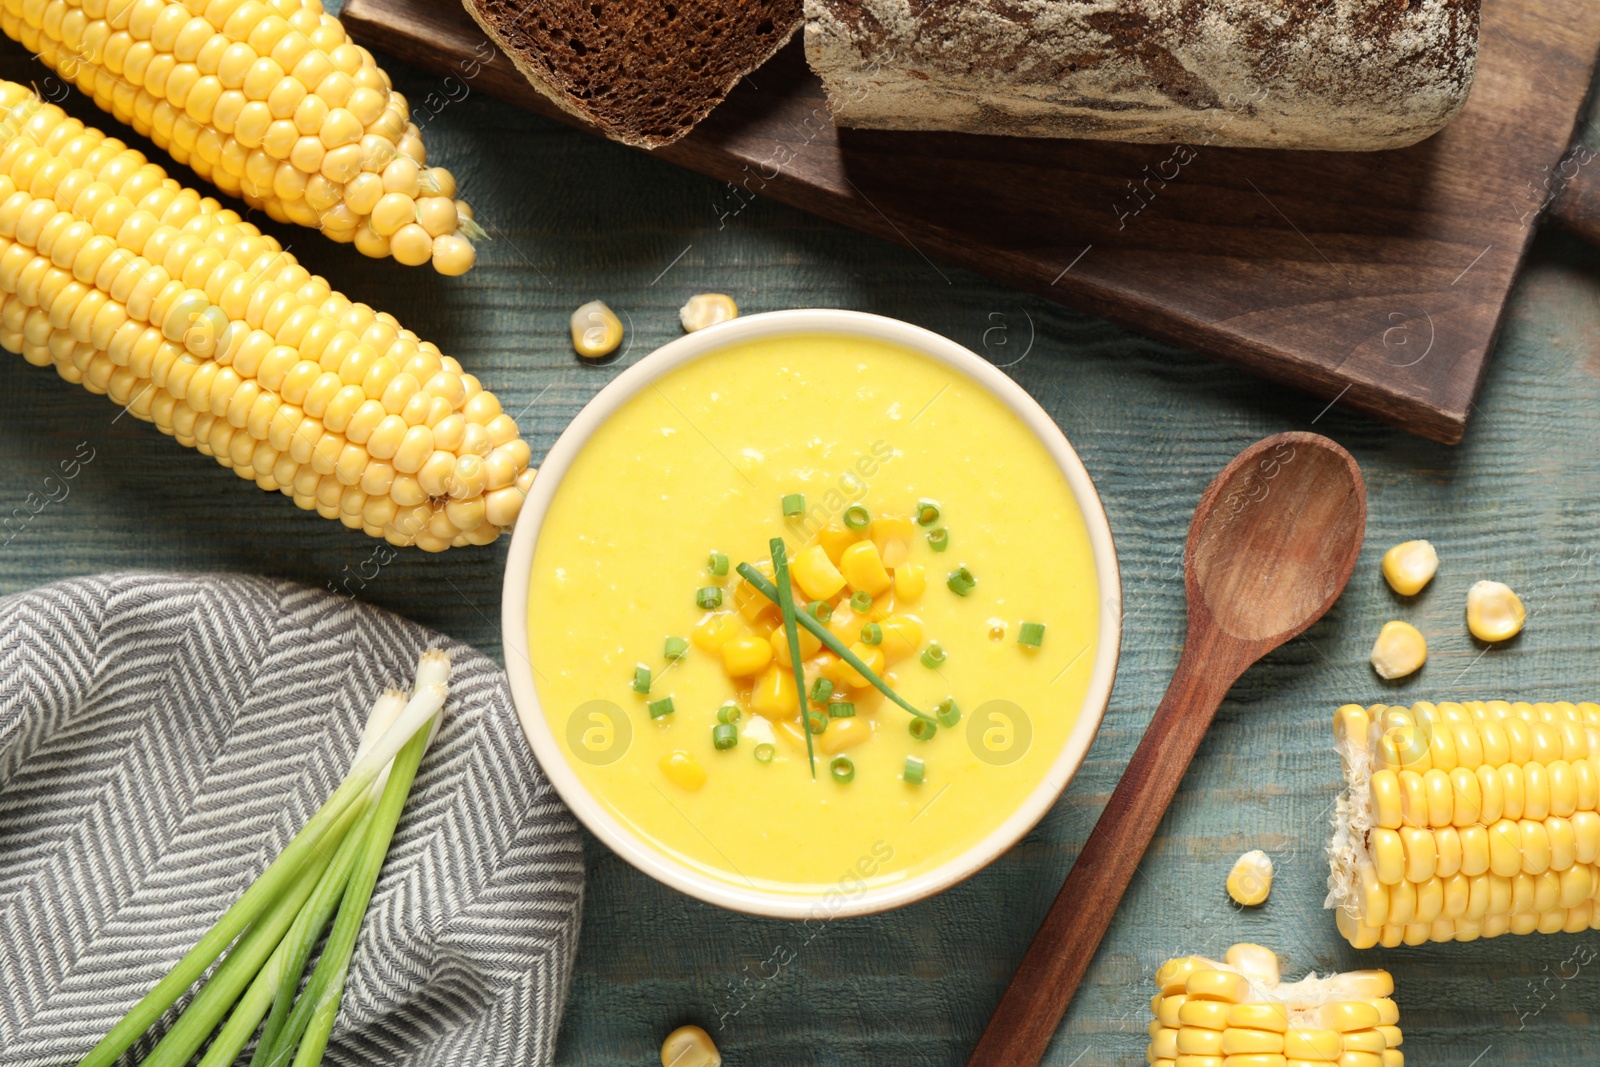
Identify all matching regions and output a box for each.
[1327,701,1600,947]
[3,0,480,274]
[0,83,530,549]
[1148,943,1403,1067]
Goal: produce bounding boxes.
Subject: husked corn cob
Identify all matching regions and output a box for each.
[1327,701,1600,947]
[4,0,479,274]
[0,83,530,549]
[1148,943,1403,1067]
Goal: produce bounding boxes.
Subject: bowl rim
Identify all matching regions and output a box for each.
[501,308,1122,919]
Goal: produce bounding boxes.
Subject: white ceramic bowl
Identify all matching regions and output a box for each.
[502,309,1121,918]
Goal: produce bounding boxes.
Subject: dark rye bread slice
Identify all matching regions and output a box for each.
[462,0,802,149]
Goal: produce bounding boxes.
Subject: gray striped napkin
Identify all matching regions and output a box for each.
[0,573,583,1067]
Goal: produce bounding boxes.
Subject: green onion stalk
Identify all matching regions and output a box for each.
[768,538,815,778]
[76,652,450,1067]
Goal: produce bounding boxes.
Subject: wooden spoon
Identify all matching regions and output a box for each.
[966,431,1366,1067]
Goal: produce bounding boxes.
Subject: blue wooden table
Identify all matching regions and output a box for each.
[2,24,1599,1066]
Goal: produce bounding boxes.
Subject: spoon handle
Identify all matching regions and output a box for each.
[964,639,1239,1067]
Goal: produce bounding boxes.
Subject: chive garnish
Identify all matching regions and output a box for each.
[632,666,651,693]
[736,562,936,725]
[754,743,775,764]
[850,590,872,612]
[828,702,856,718]
[664,636,688,660]
[935,698,961,727]
[1019,621,1046,647]
[782,493,805,518]
[947,566,977,596]
[830,756,855,783]
[810,678,834,705]
[843,504,869,530]
[910,717,937,741]
[648,697,675,719]
[904,756,926,785]
[805,710,828,734]
[915,499,940,526]
[769,538,816,777]
[921,643,946,669]
[716,702,741,724]
[927,527,950,552]
[696,586,723,609]
[712,723,738,749]
[805,600,833,623]
[860,622,882,645]
[708,551,729,576]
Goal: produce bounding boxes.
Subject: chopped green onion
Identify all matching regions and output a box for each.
[755,743,776,763]
[947,566,977,596]
[717,702,742,724]
[910,717,938,741]
[843,504,870,529]
[810,678,834,704]
[830,756,855,783]
[927,527,950,552]
[828,702,856,718]
[633,665,651,693]
[915,499,941,526]
[736,562,936,726]
[708,551,729,576]
[696,586,723,609]
[664,636,689,660]
[860,622,883,645]
[805,600,833,623]
[921,643,946,669]
[904,756,926,785]
[770,538,817,777]
[712,723,739,749]
[1019,621,1046,647]
[649,697,676,719]
[782,493,806,517]
[806,709,828,734]
[935,698,961,727]
[850,589,873,612]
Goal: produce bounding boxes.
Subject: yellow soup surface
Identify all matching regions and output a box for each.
[528,332,1101,895]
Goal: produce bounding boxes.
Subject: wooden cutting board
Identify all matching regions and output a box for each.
[342,0,1600,444]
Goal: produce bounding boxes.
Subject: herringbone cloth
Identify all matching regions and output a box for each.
[0,573,584,1067]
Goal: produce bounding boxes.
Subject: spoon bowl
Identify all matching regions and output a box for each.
[967,432,1366,1067]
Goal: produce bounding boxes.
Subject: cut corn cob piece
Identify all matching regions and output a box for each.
[1148,944,1402,1067]
[1327,701,1600,946]
[0,83,529,548]
[3,0,478,274]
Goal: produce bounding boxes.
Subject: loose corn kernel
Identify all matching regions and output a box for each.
[678,292,737,333]
[839,642,886,688]
[839,539,893,596]
[818,714,872,755]
[1149,947,1400,1067]
[660,1024,721,1067]
[1381,539,1438,596]
[1466,580,1525,642]
[791,543,848,600]
[690,612,742,652]
[877,614,924,661]
[869,515,915,567]
[721,634,772,678]
[1370,621,1427,679]
[817,522,863,564]
[1227,850,1274,906]
[660,751,707,791]
[571,300,623,359]
[749,663,799,717]
[893,561,927,601]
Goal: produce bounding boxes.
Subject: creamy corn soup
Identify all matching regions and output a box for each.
[528,333,1100,894]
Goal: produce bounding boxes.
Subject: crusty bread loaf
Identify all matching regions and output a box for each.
[804,0,1479,151]
[464,0,802,149]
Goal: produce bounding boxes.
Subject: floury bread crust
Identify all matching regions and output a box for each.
[465,0,803,149]
[803,0,1480,150]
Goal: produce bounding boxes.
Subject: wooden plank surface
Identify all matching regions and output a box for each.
[4,15,1600,1067]
[342,0,1600,445]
